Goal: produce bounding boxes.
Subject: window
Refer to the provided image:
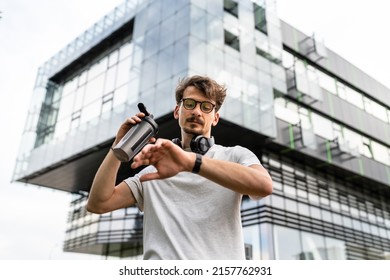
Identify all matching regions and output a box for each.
[371,141,390,165]
[243,225,261,259]
[282,50,295,69]
[325,237,346,260]
[224,30,240,51]
[256,47,281,64]
[70,110,81,130]
[101,92,114,114]
[275,93,390,166]
[301,232,326,259]
[253,3,267,34]
[298,107,311,129]
[345,87,364,109]
[342,128,361,153]
[317,70,337,94]
[370,99,388,122]
[286,50,390,123]
[361,137,372,158]
[312,113,334,140]
[34,82,60,147]
[273,96,300,124]
[273,226,302,259]
[298,202,310,216]
[224,0,238,18]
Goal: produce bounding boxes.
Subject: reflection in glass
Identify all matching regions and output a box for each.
[325,237,346,259]
[273,225,301,259]
[301,231,326,259]
[243,225,261,259]
[260,223,273,260]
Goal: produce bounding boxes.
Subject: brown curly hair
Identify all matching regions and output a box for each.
[175,75,227,112]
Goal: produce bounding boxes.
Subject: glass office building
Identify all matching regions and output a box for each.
[13,0,390,259]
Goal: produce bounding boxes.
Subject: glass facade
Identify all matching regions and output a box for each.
[13,0,390,259]
[241,153,389,260]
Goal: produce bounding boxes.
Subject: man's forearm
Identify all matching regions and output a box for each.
[198,155,273,198]
[87,149,122,211]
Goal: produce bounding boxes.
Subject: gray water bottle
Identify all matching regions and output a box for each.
[112,103,159,162]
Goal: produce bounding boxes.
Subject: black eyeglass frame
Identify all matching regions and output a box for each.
[180,98,216,113]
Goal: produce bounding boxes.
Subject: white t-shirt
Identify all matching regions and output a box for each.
[124,144,261,260]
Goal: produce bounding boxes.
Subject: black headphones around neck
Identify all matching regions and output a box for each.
[172,135,215,155]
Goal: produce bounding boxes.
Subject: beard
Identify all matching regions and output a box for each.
[182,116,204,136]
[183,126,202,136]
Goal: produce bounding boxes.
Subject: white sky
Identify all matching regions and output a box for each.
[0,0,389,260]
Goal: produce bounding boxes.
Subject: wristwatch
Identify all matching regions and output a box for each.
[192,153,202,174]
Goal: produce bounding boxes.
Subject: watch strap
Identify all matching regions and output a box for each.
[192,153,202,173]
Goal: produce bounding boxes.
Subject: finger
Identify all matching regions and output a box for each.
[131,158,145,169]
[129,116,142,123]
[127,112,145,123]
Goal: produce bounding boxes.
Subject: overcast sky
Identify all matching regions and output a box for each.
[0,0,389,260]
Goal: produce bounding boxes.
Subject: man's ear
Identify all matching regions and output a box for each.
[173,105,179,119]
[212,111,220,126]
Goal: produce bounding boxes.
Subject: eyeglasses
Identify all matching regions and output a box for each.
[180,98,216,113]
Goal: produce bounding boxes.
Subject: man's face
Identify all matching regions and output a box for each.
[174,85,219,138]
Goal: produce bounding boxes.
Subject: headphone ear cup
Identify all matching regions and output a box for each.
[190,136,214,154]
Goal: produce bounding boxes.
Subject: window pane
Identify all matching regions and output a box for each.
[274,97,299,124]
[253,2,267,34]
[260,223,272,260]
[342,128,361,152]
[282,50,294,68]
[298,202,310,216]
[301,232,326,259]
[116,56,131,87]
[312,113,334,140]
[84,74,104,105]
[271,195,284,210]
[325,237,346,260]
[332,213,342,225]
[285,198,298,213]
[284,185,296,197]
[62,78,77,97]
[88,57,107,81]
[104,66,117,94]
[318,70,336,94]
[111,219,124,231]
[243,225,261,260]
[57,93,75,121]
[345,87,363,109]
[336,82,347,99]
[310,206,321,220]
[273,225,301,260]
[371,100,388,122]
[80,100,100,124]
[371,141,390,165]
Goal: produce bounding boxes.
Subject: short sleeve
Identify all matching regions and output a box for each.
[233,146,264,201]
[123,166,156,212]
[233,145,261,167]
[124,175,144,211]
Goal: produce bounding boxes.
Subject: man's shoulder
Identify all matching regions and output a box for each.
[210,144,254,158]
[212,143,250,152]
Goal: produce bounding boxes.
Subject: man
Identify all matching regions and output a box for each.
[87,75,273,259]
